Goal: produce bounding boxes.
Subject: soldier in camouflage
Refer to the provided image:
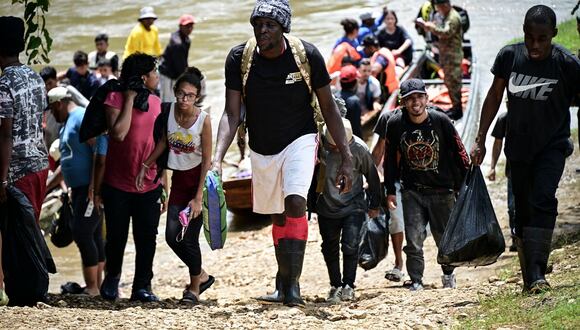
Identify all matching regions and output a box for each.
[418,0,464,120]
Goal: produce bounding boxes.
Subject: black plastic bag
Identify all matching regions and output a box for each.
[50,192,74,248]
[438,166,505,267]
[1,186,57,306]
[358,214,389,270]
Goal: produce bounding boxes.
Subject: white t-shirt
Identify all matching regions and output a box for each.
[167,103,208,170]
[356,75,382,112]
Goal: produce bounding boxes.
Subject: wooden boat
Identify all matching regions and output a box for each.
[380,41,480,145]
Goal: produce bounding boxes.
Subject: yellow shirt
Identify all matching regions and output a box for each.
[123,23,162,59]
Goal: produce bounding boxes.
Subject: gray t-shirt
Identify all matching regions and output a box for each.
[0,65,48,183]
[317,136,381,218]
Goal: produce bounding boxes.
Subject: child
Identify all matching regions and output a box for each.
[317,118,381,303]
[136,67,213,304]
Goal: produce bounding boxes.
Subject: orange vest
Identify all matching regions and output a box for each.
[371,48,400,94]
[326,42,362,75]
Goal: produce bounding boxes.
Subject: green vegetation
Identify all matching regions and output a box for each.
[507,18,579,53]
[459,241,580,329]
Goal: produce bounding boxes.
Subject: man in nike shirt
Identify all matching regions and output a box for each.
[471,5,580,294]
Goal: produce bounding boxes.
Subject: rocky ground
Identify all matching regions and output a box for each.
[1,147,579,329]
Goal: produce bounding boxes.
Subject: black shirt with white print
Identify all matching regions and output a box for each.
[491,43,580,162]
[384,108,469,195]
[225,37,330,155]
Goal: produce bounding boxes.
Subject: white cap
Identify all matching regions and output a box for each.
[324,118,353,146]
[139,6,157,20]
[47,86,72,104]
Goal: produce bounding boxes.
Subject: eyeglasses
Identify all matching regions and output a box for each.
[175,91,197,102]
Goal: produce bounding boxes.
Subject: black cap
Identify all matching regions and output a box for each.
[361,34,379,47]
[0,16,25,55]
[432,0,450,4]
[399,79,427,99]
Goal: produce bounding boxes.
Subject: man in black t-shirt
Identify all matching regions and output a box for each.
[487,111,516,252]
[384,79,469,291]
[471,5,580,294]
[212,0,353,307]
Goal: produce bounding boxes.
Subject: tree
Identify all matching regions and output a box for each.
[12,0,52,64]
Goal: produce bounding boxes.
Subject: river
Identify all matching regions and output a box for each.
[1,0,578,293]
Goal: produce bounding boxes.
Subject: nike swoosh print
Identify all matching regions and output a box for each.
[508,76,553,94]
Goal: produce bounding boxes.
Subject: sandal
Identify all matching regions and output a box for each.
[385,268,404,282]
[180,290,199,305]
[200,275,215,295]
[61,282,84,294]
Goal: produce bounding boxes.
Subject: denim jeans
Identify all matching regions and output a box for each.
[101,184,161,292]
[318,212,365,288]
[401,189,456,284]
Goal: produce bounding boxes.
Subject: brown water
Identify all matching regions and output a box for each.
[1,0,577,293]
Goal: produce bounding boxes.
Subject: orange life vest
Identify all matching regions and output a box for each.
[371,48,400,94]
[326,42,362,75]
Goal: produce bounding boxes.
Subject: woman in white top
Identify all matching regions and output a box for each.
[136,67,212,304]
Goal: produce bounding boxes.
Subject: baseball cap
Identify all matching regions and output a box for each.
[359,12,373,21]
[139,6,157,20]
[47,87,72,104]
[339,65,359,83]
[399,79,427,99]
[179,14,196,26]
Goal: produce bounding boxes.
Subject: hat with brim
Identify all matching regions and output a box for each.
[139,6,158,20]
[399,78,427,99]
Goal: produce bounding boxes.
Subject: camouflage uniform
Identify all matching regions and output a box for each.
[432,8,463,111]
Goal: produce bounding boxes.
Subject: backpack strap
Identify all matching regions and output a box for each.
[287,35,324,126]
[241,37,257,100]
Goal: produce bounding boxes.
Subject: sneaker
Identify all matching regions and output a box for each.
[130,289,159,302]
[341,284,355,301]
[0,288,9,306]
[326,286,342,304]
[442,274,456,289]
[409,282,424,291]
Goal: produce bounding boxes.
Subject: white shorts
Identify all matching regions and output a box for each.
[389,182,404,234]
[250,134,318,214]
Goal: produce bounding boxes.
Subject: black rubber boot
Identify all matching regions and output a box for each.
[256,245,284,303]
[513,235,529,292]
[279,239,306,307]
[522,227,553,294]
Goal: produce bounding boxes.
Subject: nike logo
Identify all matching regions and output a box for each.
[507,72,558,101]
[508,76,552,93]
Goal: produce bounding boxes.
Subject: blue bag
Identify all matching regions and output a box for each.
[202,171,228,250]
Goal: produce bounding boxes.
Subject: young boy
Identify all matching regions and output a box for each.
[59,50,99,99]
[317,118,381,303]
